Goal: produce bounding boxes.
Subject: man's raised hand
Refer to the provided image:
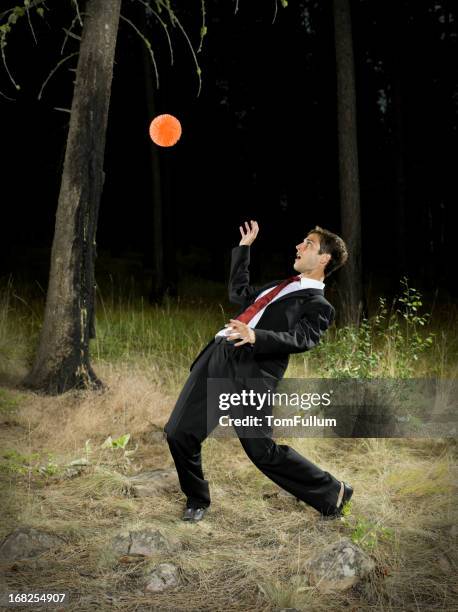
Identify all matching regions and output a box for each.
[239,220,259,246]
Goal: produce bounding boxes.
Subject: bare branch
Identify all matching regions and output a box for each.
[0,87,15,101]
[71,0,83,27]
[61,13,85,55]
[0,0,45,22]
[120,14,159,89]
[151,8,173,65]
[172,15,202,96]
[156,0,202,96]
[134,0,174,66]
[272,0,278,25]
[25,2,38,45]
[197,0,206,54]
[0,0,49,90]
[53,106,71,113]
[63,27,81,42]
[38,51,79,100]
[273,0,288,25]
[1,36,20,92]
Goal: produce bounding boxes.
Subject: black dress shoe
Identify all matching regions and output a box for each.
[321,482,353,519]
[182,506,207,522]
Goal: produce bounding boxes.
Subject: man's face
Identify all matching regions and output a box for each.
[294,233,329,276]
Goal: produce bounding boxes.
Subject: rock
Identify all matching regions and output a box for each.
[64,466,85,478]
[437,553,452,573]
[306,538,375,593]
[69,458,90,466]
[130,530,176,556]
[111,528,180,557]
[123,469,178,498]
[0,528,65,561]
[144,562,180,592]
[62,458,90,478]
[111,530,132,556]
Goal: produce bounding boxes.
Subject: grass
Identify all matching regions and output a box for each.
[0,277,457,610]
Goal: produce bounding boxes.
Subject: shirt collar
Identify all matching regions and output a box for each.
[299,275,325,290]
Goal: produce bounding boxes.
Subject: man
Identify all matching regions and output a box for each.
[164,220,352,522]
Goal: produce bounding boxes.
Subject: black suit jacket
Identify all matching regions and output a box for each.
[189,245,335,379]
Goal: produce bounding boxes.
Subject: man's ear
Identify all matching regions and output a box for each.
[321,253,331,266]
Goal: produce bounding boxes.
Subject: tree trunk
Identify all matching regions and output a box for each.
[390,8,408,278]
[23,0,122,394]
[141,15,166,304]
[161,148,178,299]
[392,66,408,278]
[333,0,363,325]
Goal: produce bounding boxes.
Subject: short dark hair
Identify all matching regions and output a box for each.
[307,226,348,277]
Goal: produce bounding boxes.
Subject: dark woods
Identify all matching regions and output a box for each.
[1,0,456,304]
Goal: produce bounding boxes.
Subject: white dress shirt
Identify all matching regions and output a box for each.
[215,276,325,338]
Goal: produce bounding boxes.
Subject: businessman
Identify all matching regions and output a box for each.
[164,220,353,522]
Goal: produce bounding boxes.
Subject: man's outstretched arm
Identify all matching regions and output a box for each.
[228,220,260,306]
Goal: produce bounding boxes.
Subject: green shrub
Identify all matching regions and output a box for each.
[348,517,394,551]
[308,278,434,379]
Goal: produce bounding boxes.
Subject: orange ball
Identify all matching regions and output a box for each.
[149,114,182,147]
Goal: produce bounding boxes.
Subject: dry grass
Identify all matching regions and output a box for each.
[1,279,457,609]
[1,361,457,611]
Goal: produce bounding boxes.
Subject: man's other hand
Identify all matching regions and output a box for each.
[239,220,259,246]
[225,319,256,347]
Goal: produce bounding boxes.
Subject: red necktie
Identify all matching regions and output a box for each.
[235,275,301,324]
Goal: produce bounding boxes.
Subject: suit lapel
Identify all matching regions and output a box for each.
[252,285,324,306]
[273,288,324,304]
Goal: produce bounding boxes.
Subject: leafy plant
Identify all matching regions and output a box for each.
[101,433,131,450]
[0,449,40,475]
[0,388,20,414]
[38,458,60,477]
[309,278,434,379]
[349,517,394,551]
[100,433,137,470]
[0,448,64,478]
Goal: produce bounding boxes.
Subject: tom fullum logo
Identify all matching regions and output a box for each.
[219,414,337,428]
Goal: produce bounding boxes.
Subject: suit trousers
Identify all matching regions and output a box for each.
[163,337,341,514]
